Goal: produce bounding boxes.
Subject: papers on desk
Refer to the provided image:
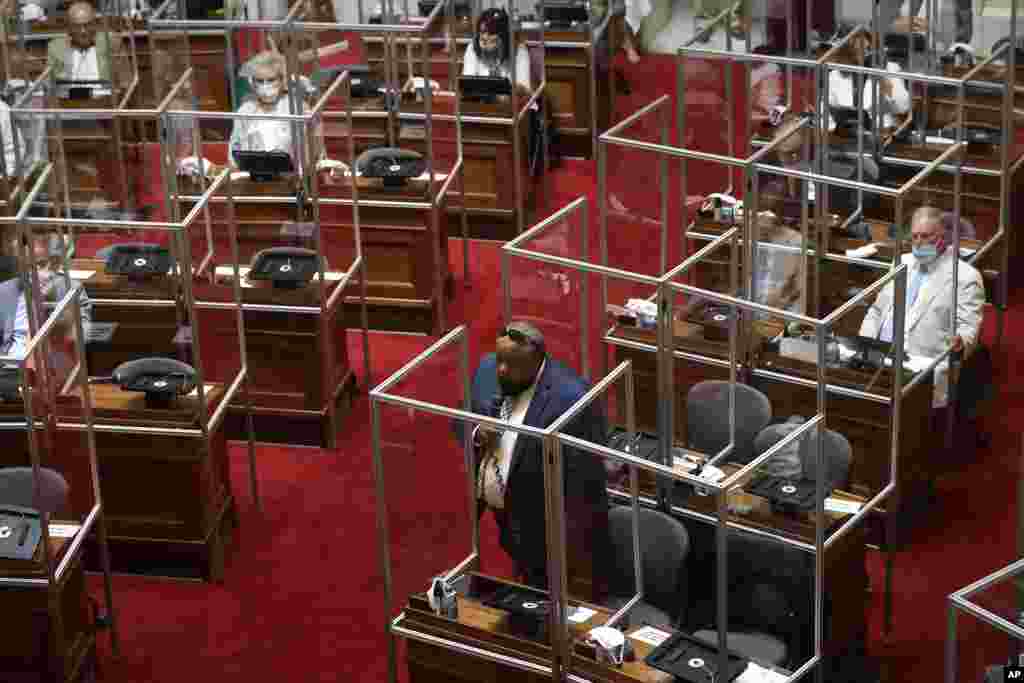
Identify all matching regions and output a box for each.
[737,662,790,683]
[845,243,879,259]
[230,171,251,182]
[567,606,596,624]
[883,353,934,373]
[48,523,81,539]
[824,497,863,515]
[628,626,672,648]
[925,135,957,146]
[68,270,95,281]
[185,383,217,398]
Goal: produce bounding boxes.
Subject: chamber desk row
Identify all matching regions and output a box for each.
[0,379,233,582]
[323,93,536,240]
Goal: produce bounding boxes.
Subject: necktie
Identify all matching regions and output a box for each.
[477,395,513,504]
[880,266,924,341]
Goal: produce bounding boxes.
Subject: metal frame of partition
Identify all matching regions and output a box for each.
[5,163,260,523]
[0,277,119,666]
[165,68,372,429]
[502,193,905,681]
[371,324,645,683]
[946,556,1024,683]
[2,8,144,215]
[146,2,465,333]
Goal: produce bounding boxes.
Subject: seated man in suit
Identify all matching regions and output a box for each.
[46,2,113,95]
[859,206,984,412]
[1,233,91,360]
[468,321,608,590]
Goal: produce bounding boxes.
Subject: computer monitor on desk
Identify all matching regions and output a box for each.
[541,0,588,27]
[235,150,294,182]
[54,79,112,100]
[458,76,512,103]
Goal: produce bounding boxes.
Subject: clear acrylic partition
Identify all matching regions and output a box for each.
[373,325,577,683]
[948,558,1024,683]
[501,197,590,378]
[0,282,116,654]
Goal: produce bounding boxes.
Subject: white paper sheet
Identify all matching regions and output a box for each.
[628,626,672,647]
[69,270,95,281]
[824,497,863,515]
[567,606,596,624]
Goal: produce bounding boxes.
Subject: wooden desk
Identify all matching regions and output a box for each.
[0,532,95,683]
[359,23,609,160]
[179,174,453,334]
[401,572,846,683]
[72,258,183,377]
[606,463,868,662]
[47,96,129,209]
[608,319,935,540]
[193,267,356,448]
[57,382,235,581]
[322,94,536,241]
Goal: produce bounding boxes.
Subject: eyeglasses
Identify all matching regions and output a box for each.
[500,326,532,345]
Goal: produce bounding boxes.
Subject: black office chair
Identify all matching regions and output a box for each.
[605,505,690,628]
[686,381,772,465]
[689,530,811,669]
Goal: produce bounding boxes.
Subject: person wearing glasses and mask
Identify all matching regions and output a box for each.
[462,8,532,97]
[229,51,319,169]
[463,322,609,591]
[47,2,113,93]
[859,206,983,411]
[0,233,91,360]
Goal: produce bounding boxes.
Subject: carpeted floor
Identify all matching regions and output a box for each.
[80,51,1022,682]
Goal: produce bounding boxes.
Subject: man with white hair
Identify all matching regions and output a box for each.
[859,206,984,409]
[47,2,113,86]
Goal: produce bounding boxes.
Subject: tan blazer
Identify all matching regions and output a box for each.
[859,249,985,407]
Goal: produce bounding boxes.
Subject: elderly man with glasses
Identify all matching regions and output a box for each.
[463,321,609,592]
[859,206,984,411]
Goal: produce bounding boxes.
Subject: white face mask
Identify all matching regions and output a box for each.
[253,79,281,101]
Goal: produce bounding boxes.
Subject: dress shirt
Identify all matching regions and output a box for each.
[0,102,20,176]
[478,359,545,509]
[462,42,532,93]
[2,275,92,360]
[879,260,926,342]
[827,62,910,130]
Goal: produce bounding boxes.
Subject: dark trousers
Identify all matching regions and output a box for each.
[490,507,548,589]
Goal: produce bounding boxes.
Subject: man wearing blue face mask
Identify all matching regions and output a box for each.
[859,206,984,409]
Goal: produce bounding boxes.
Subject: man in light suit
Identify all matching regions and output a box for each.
[467,322,609,591]
[46,2,113,84]
[859,206,984,410]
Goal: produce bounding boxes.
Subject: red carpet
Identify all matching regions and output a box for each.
[80,53,1021,683]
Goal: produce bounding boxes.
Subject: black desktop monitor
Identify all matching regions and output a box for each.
[541,0,588,26]
[830,105,872,133]
[458,75,512,102]
[884,32,927,61]
[235,150,294,182]
[54,79,111,100]
[418,0,470,17]
[185,0,224,19]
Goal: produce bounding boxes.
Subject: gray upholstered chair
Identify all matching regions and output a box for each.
[605,505,689,628]
[686,381,772,464]
[0,466,69,515]
[753,419,853,491]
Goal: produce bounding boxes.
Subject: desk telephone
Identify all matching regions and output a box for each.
[103,243,172,277]
[109,357,197,408]
[248,247,325,289]
[0,505,41,561]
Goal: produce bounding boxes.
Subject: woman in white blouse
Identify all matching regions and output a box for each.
[230,51,315,168]
[462,8,532,96]
[827,32,910,131]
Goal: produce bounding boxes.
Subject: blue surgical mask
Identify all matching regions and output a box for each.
[912,243,938,264]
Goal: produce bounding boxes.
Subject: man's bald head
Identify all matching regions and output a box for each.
[67,2,97,50]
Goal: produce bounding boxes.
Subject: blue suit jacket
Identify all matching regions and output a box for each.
[469,353,609,579]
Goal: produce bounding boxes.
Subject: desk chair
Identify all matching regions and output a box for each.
[690,531,809,669]
[0,466,69,515]
[752,419,853,491]
[686,381,772,465]
[606,505,689,628]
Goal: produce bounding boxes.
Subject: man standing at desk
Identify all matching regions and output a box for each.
[46,2,113,87]
[859,206,983,411]
[469,322,608,590]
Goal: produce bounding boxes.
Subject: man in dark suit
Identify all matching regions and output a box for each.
[468,322,609,592]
